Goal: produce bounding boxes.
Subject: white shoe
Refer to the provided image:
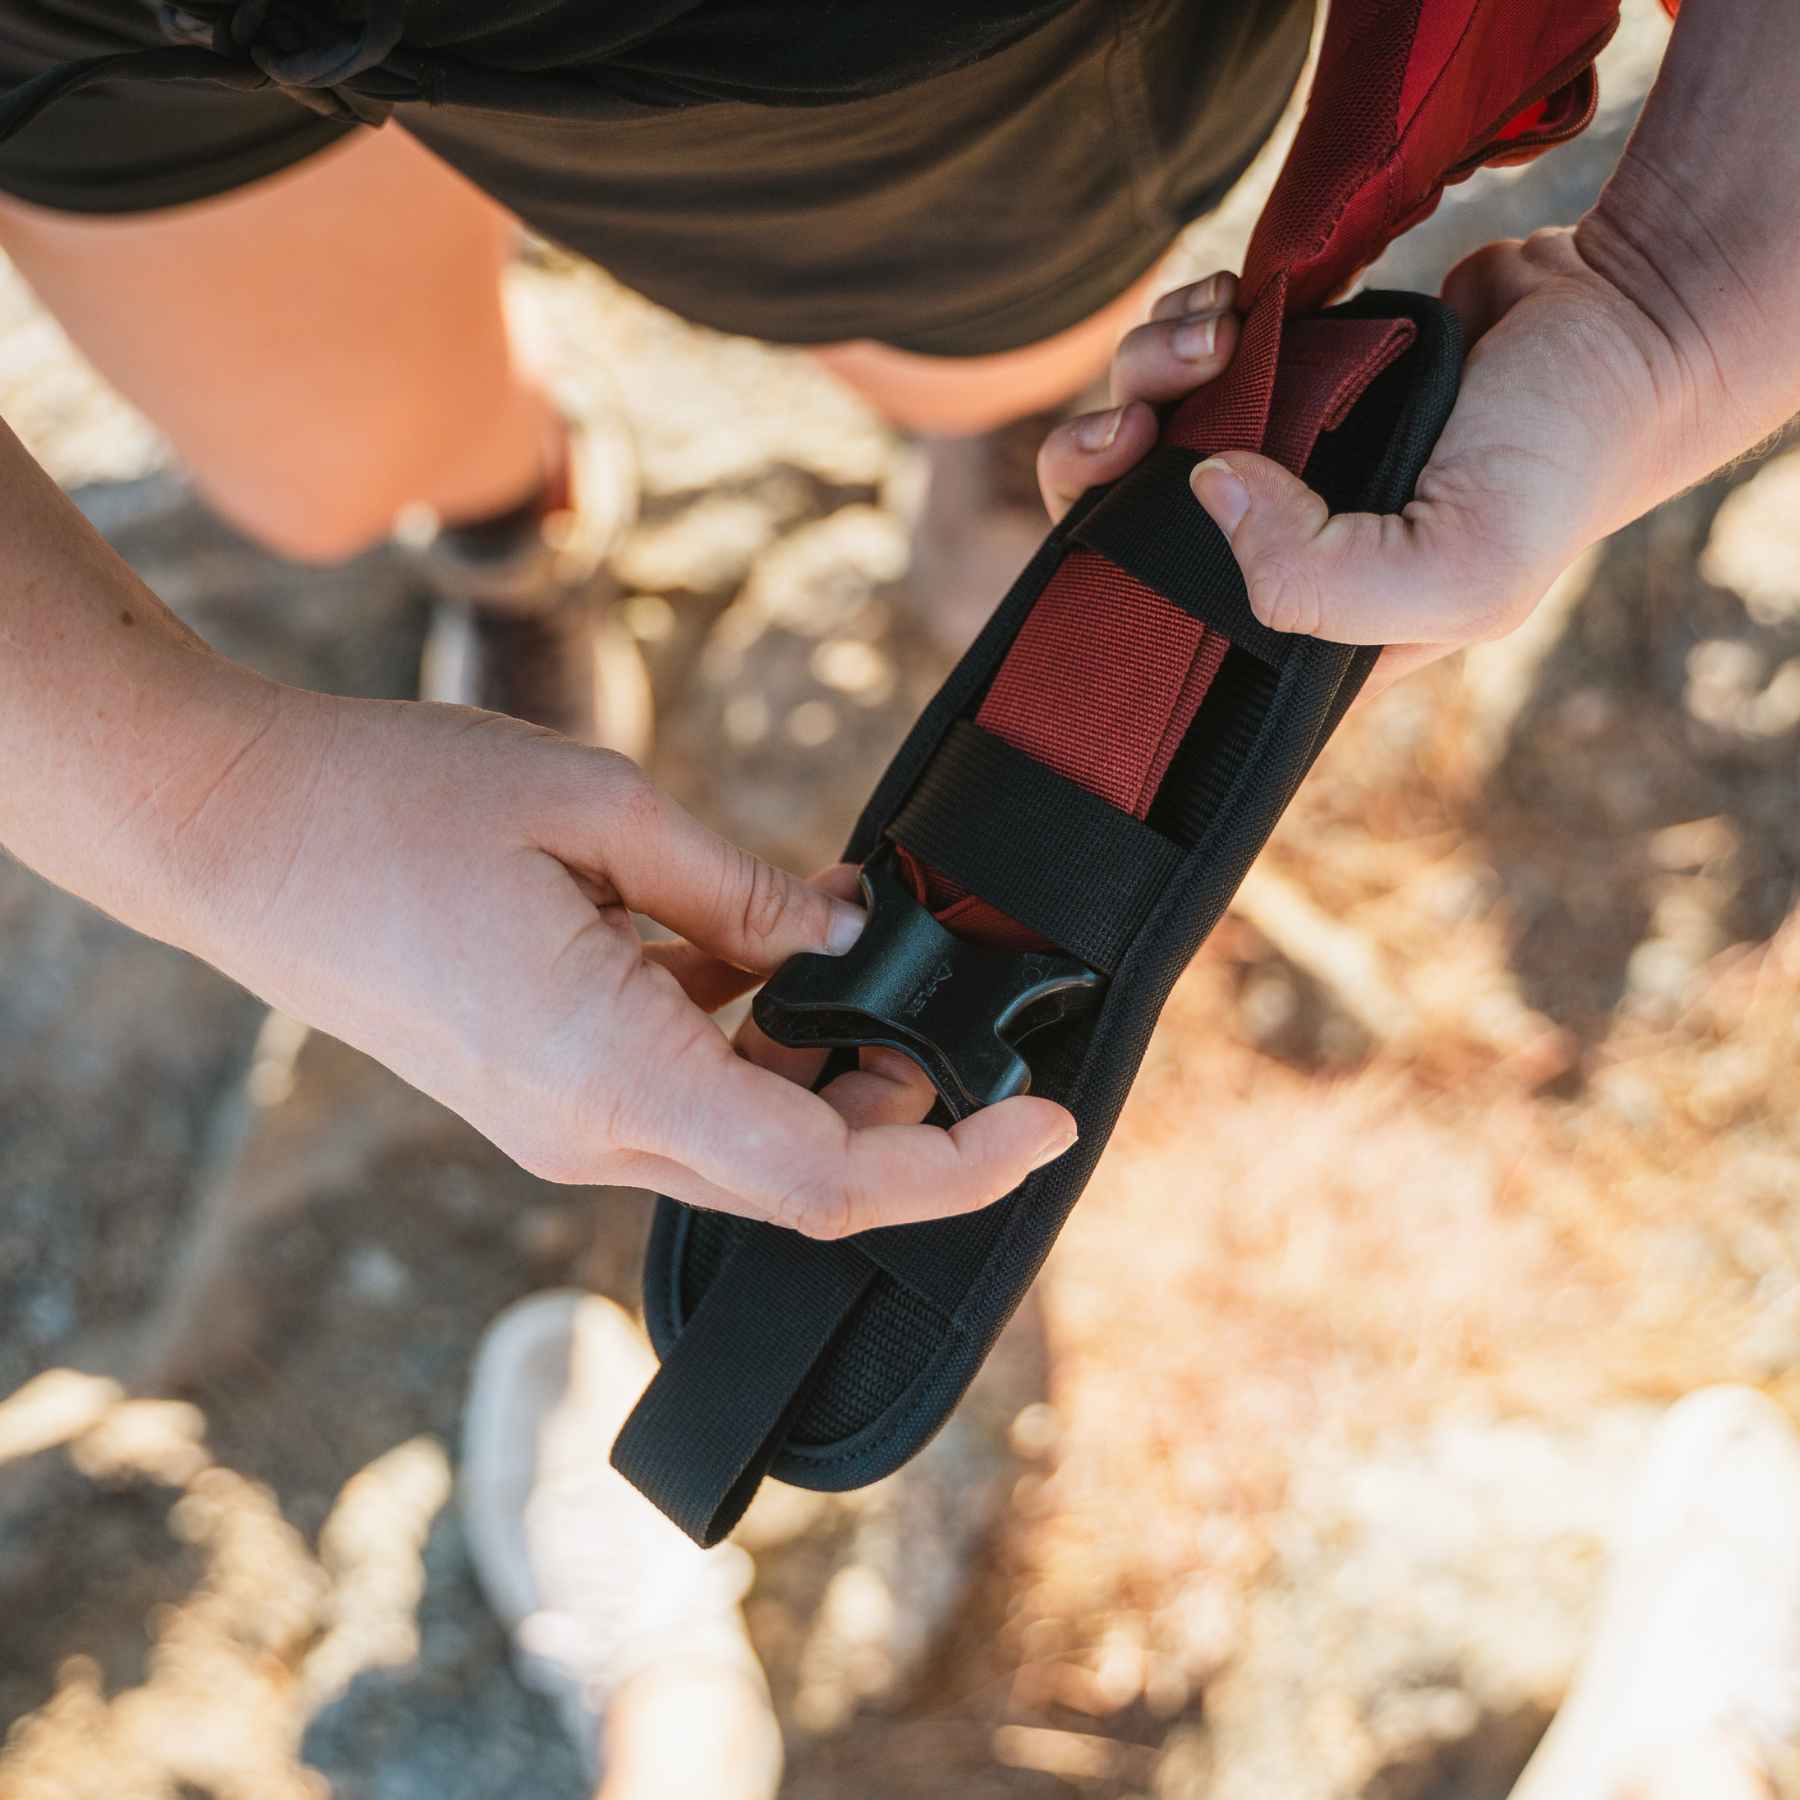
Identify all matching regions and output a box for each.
[460,1291,779,1792]
[1512,1386,1800,1800]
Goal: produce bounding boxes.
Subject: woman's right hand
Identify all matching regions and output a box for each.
[170,685,1077,1237]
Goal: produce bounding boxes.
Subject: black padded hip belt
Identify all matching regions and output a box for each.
[615,0,1624,1545]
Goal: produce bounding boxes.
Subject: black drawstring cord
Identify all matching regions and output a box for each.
[0,0,415,146]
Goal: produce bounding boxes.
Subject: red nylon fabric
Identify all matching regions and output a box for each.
[922,314,1416,948]
[1243,0,1621,314]
[910,0,1623,953]
[976,310,1413,819]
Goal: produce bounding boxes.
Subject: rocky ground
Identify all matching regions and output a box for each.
[7,6,1800,1796]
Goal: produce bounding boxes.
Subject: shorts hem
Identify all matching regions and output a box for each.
[0,115,358,218]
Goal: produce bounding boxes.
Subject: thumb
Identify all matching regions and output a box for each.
[606,782,866,975]
[1189,451,1484,647]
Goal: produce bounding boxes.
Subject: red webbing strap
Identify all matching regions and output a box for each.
[908,0,1623,954]
[918,306,1415,949]
[1245,0,1622,315]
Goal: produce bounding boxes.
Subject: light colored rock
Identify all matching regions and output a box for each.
[1187,1411,1658,1800]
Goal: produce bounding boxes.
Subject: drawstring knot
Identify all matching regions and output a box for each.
[0,0,414,145]
[158,1,406,97]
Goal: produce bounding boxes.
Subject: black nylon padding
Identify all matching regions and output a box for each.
[681,1146,1015,1322]
[849,1170,1011,1310]
[672,1197,972,1436]
[1292,295,1465,765]
[1148,646,1282,843]
[678,1209,752,1315]
[781,1269,947,1442]
[887,719,1183,975]
[632,293,1465,1525]
[611,1226,877,1545]
[1069,444,1298,668]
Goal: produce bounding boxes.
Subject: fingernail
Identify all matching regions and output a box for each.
[1191,457,1250,535]
[1075,406,1124,452]
[825,902,867,955]
[1030,1127,1079,1172]
[1172,313,1219,360]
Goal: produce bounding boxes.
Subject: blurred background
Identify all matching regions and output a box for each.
[4,1,1800,1794]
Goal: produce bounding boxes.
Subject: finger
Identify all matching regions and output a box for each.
[810,1098,1079,1235]
[599,787,867,977]
[732,1002,829,1087]
[645,863,864,1014]
[715,859,869,1077]
[816,1048,941,1130]
[1037,399,1158,522]
[734,1002,938,1127]
[1441,237,1534,343]
[603,1147,793,1215]
[645,936,764,1012]
[1149,270,1238,325]
[598,1079,960,1214]
[1109,305,1240,409]
[1188,450,1519,646]
[806,863,866,906]
[629,1026,1076,1237]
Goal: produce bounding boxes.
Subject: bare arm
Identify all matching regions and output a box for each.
[0,419,1074,1229]
[0,419,289,950]
[1033,0,1800,679]
[1577,0,1800,478]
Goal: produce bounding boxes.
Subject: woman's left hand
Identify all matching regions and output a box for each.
[1035,219,1769,695]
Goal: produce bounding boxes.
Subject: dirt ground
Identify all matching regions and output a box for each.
[6,6,1800,1796]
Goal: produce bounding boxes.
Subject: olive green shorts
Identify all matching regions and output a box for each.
[0,0,1307,353]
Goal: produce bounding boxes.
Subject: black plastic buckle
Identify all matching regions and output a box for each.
[752,850,1104,1120]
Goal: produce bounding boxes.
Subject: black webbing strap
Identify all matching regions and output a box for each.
[611,1227,877,1545]
[1069,446,1296,669]
[887,720,1183,975]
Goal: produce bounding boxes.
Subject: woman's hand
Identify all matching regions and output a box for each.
[0,405,1071,1237]
[1176,229,1733,693]
[171,688,1076,1237]
[1034,210,1786,696]
[1035,267,1243,528]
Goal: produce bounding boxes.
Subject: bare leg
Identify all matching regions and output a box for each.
[1,113,1169,597]
[813,257,1166,435]
[814,261,1171,654]
[596,1668,780,1800]
[1,114,1160,558]
[461,1295,781,1800]
[0,126,556,563]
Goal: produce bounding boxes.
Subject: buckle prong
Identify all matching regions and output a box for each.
[752,850,1103,1119]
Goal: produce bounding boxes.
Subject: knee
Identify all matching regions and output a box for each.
[179,386,552,566]
[815,342,1037,436]
[191,466,402,566]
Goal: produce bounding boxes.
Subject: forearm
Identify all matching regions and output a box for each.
[1579,0,1800,478]
[0,416,306,953]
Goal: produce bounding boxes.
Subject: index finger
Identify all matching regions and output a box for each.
[628,1025,1076,1238]
[644,863,863,1014]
